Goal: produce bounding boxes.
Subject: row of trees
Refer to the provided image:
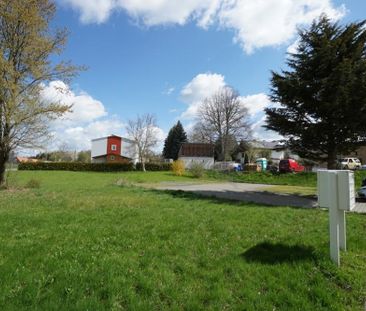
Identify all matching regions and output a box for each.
[1,0,365,185]
[36,149,91,163]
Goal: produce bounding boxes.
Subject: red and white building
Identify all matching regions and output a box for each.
[91,135,138,164]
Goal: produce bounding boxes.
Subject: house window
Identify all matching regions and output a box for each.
[110,155,115,161]
[111,144,117,151]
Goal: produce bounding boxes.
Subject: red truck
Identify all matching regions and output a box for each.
[279,159,305,173]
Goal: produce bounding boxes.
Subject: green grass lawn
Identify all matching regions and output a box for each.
[206,170,366,188]
[0,171,365,310]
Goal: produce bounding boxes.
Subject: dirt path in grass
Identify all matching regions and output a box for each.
[153,182,366,213]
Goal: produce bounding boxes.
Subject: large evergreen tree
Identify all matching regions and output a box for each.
[163,121,187,160]
[265,16,366,169]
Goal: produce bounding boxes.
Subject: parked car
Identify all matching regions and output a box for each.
[279,159,305,173]
[337,157,361,170]
[232,163,242,171]
[361,164,366,170]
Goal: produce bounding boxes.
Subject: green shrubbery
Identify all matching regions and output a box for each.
[18,162,135,172]
[135,162,172,171]
[190,162,205,178]
[18,162,172,172]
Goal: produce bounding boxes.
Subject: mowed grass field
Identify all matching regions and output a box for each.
[0,171,365,310]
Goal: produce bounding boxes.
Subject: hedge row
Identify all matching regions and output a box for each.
[18,162,134,172]
[135,162,172,171]
[18,161,173,172]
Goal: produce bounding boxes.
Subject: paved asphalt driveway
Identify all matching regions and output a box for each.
[155,182,366,213]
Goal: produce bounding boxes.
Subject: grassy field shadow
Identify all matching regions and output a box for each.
[151,188,317,209]
[242,242,316,264]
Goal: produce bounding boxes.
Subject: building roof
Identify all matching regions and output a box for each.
[249,140,286,150]
[91,135,136,144]
[179,143,214,157]
[91,134,121,142]
[16,157,39,163]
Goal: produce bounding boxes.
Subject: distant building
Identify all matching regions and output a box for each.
[178,143,215,169]
[91,135,138,164]
[16,157,39,163]
[236,140,299,164]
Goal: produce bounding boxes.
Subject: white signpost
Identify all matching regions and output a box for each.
[317,170,355,266]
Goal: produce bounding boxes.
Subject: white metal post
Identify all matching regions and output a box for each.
[328,172,340,266]
[338,209,346,251]
[318,170,354,266]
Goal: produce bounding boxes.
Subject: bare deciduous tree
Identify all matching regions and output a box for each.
[126,114,159,172]
[188,122,215,144]
[0,0,80,186]
[197,87,251,160]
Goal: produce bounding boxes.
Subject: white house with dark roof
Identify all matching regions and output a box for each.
[178,143,215,169]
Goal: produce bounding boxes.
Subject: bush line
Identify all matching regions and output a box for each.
[18,162,172,172]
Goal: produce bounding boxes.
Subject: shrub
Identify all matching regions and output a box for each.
[171,160,185,176]
[18,162,134,172]
[190,162,205,178]
[25,179,41,189]
[135,162,172,171]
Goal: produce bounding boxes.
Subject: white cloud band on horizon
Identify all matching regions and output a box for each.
[60,0,346,53]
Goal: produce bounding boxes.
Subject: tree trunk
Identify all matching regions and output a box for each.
[220,135,225,161]
[327,148,337,169]
[0,148,9,187]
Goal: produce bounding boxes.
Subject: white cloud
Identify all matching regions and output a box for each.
[40,81,124,151]
[218,0,345,53]
[162,86,175,96]
[152,126,166,152]
[41,81,107,125]
[60,0,346,53]
[251,115,283,141]
[240,93,283,140]
[61,0,116,24]
[180,72,282,140]
[287,38,301,54]
[55,119,125,150]
[239,93,271,116]
[180,73,273,120]
[180,73,226,118]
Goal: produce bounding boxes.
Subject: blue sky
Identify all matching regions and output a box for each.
[42,0,365,152]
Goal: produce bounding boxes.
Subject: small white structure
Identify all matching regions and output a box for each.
[178,143,215,169]
[317,170,355,266]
